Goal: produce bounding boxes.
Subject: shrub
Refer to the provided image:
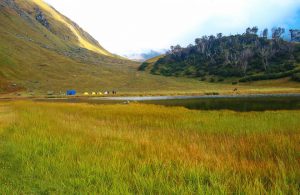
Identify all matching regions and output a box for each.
[196,70,206,77]
[205,92,219,95]
[292,73,300,82]
[283,61,296,70]
[232,81,238,85]
[239,68,300,82]
[209,78,215,82]
[138,62,149,71]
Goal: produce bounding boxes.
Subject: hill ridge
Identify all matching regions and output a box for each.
[31,0,113,56]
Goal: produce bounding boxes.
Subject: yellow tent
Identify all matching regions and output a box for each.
[83,92,89,95]
[91,92,96,95]
[97,92,103,95]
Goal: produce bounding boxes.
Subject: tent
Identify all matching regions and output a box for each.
[66,90,76,96]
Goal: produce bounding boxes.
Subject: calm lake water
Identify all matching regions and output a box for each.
[39,94,300,112]
[144,96,300,111]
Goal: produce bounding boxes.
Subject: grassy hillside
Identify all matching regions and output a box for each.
[0,0,131,92]
[16,0,113,56]
[0,0,221,95]
[0,0,299,96]
[0,101,299,193]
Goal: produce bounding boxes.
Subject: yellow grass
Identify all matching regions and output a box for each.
[0,101,299,193]
[31,0,112,56]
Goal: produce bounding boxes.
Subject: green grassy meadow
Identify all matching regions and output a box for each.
[0,101,299,194]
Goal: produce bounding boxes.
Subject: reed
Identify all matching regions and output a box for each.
[0,101,299,194]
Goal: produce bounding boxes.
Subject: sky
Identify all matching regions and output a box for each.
[44,0,300,55]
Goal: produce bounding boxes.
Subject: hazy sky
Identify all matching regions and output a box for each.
[44,0,300,55]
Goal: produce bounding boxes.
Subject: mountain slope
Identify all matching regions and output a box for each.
[0,0,135,93]
[0,0,224,95]
[1,0,299,95]
[7,0,113,56]
[30,0,113,56]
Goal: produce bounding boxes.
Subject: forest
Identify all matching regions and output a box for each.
[140,27,300,82]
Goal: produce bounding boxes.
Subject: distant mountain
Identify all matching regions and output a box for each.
[125,50,165,62]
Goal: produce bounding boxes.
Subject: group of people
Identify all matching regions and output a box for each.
[82,90,117,96]
[104,90,117,95]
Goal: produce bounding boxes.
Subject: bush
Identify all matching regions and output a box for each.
[292,73,300,82]
[205,92,219,95]
[196,70,206,77]
[138,62,149,71]
[283,61,296,70]
[232,81,238,85]
[200,77,207,81]
[218,78,225,82]
[239,68,300,82]
[209,78,215,82]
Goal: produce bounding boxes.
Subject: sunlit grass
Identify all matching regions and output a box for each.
[0,103,16,131]
[31,0,112,56]
[0,101,299,193]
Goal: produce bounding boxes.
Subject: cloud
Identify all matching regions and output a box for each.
[177,0,300,45]
[45,0,300,55]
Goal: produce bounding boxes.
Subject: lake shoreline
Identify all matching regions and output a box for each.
[93,93,300,101]
[0,93,300,102]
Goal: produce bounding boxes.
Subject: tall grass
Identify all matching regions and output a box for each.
[0,101,299,194]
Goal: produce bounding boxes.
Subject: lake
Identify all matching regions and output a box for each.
[37,94,300,112]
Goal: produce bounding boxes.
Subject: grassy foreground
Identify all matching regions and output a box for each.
[0,101,299,194]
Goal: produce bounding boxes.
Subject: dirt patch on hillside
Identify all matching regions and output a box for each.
[0,79,24,94]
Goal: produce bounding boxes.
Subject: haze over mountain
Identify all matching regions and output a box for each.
[125,50,165,62]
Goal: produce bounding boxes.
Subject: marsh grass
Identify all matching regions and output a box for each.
[0,101,299,194]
